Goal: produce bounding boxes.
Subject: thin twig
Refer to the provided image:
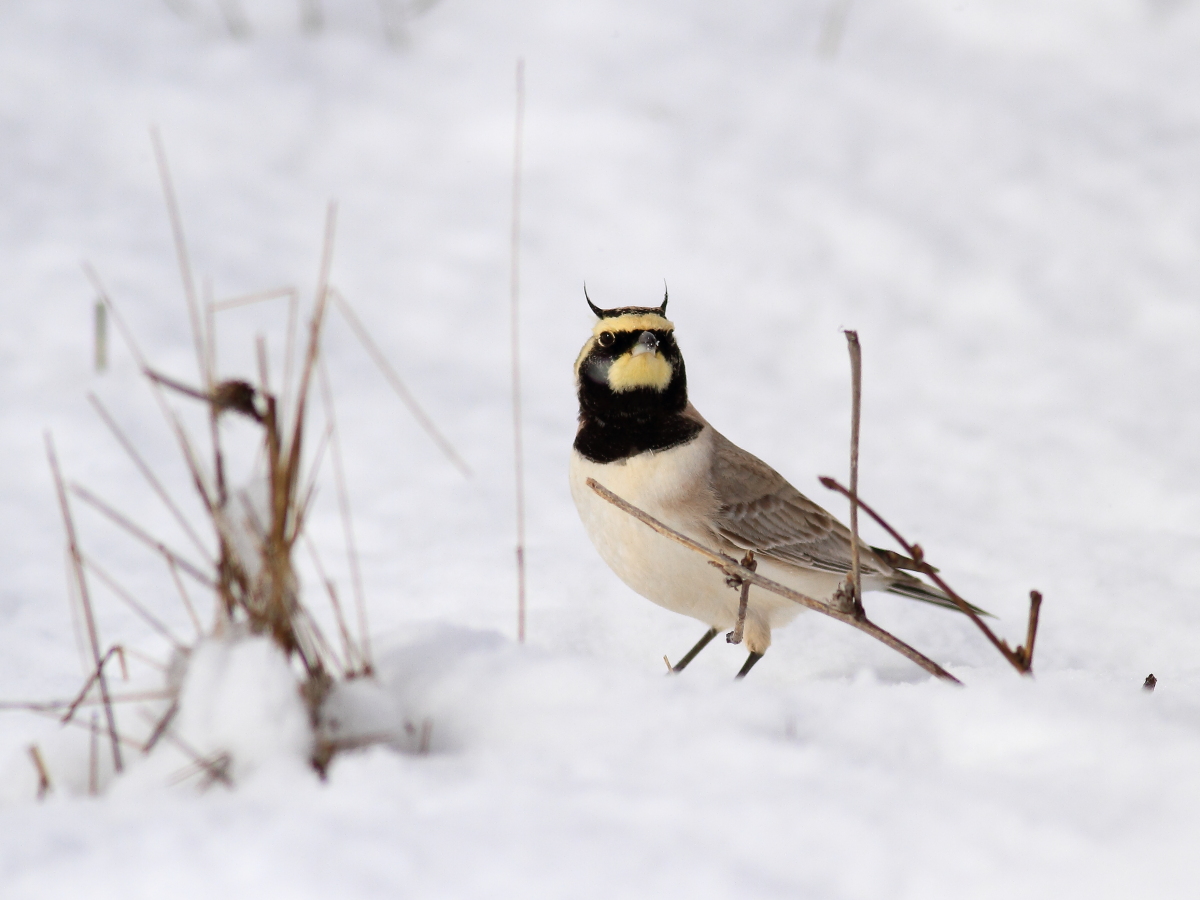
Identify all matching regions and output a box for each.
[88,393,213,564]
[317,357,371,671]
[282,289,300,435]
[166,556,204,638]
[587,479,960,683]
[61,644,130,724]
[212,286,297,312]
[204,279,227,509]
[46,435,124,772]
[727,552,756,645]
[1017,590,1042,670]
[88,712,100,795]
[283,202,337,552]
[511,59,527,643]
[150,128,206,387]
[12,705,146,750]
[142,699,180,754]
[844,330,864,614]
[81,554,189,650]
[302,532,362,674]
[136,708,233,786]
[28,746,52,800]
[328,290,471,477]
[69,483,215,590]
[0,692,172,713]
[288,423,333,545]
[84,267,216,515]
[819,477,1040,675]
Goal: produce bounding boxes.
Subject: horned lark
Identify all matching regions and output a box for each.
[569,291,959,677]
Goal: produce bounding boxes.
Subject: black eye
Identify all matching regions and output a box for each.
[597,331,615,348]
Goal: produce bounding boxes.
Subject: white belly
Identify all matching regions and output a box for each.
[569,434,834,652]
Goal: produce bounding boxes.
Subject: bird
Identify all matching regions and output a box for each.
[568,289,963,678]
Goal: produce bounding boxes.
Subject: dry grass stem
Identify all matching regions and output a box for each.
[212,285,297,312]
[151,129,206,385]
[61,644,128,724]
[88,712,100,795]
[587,478,960,683]
[46,435,125,772]
[0,692,172,714]
[87,393,213,564]
[28,745,51,800]
[843,330,865,614]
[329,290,470,477]
[136,707,233,787]
[317,357,371,672]
[69,483,215,590]
[166,557,204,637]
[84,267,219,516]
[820,477,1042,675]
[82,555,188,649]
[303,530,364,675]
[141,699,180,754]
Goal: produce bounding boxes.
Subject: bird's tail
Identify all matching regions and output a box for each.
[885,574,989,617]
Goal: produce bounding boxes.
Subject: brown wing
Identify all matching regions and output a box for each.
[706,428,889,576]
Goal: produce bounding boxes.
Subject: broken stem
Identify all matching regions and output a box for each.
[727,552,756,645]
[844,330,864,613]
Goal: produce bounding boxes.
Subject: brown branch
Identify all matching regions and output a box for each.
[586,479,961,684]
[819,477,1041,675]
[46,435,124,773]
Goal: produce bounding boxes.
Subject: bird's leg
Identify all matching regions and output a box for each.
[669,627,719,673]
[726,551,757,645]
[736,651,764,679]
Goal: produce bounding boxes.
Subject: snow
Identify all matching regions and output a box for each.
[3,0,1200,896]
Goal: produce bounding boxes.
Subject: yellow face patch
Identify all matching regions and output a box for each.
[607,350,673,392]
[591,313,673,337]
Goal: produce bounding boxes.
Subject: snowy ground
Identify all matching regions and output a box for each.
[3,0,1200,896]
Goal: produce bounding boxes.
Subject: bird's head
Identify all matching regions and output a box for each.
[574,286,687,419]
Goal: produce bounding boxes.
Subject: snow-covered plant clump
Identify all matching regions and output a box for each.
[12,167,454,799]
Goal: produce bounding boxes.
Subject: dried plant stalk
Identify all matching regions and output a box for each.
[46,435,124,772]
